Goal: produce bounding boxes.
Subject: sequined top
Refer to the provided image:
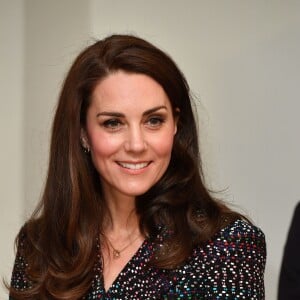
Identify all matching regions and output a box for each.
[10,219,266,299]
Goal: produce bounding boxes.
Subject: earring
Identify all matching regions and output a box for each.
[80,137,90,154]
[83,146,90,154]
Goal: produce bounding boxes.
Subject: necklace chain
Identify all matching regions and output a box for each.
[106,234,141,259]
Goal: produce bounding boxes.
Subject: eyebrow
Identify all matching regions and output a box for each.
[96,105,168,118]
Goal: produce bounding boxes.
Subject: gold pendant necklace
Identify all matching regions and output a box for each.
[106,234,141,259]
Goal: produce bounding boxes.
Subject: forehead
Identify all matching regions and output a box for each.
[90,71,172,110]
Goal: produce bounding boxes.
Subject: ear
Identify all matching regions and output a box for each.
[80,128,90,151]
[173,108,180,135]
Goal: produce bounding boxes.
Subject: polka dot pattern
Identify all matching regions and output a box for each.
[10,219,266,299]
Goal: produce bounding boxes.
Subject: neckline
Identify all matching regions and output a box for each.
[102,238,149,293]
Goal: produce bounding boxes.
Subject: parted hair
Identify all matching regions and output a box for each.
[10,34,243,299]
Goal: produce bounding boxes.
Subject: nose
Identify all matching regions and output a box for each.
[124,125,147,153]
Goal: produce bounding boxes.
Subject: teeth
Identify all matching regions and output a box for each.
[118,162,149,170]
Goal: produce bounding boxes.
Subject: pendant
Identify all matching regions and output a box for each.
[112,249,121,259]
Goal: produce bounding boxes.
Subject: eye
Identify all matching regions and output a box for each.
[146,116,165,128]
[102,118,123,130]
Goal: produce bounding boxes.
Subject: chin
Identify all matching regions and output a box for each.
[120,185,154,197]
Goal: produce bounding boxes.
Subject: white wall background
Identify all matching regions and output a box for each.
[0,1,24,299]
[1,1,300,299]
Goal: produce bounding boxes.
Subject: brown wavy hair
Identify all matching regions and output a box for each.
[9,34,243,299]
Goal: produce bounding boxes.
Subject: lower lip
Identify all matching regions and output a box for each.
[117,162,151,175]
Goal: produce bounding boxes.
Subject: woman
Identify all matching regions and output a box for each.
[10,34,266,299]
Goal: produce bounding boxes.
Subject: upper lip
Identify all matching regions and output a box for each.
[116,161,151,169]
[116,160,151,163]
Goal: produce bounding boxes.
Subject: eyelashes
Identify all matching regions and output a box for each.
[146,116,165,127]
[101,115,166,131]
[102,119,123,130]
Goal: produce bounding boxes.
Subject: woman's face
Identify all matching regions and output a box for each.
[83,71,177,200]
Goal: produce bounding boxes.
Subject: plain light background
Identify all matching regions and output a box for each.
[1,1,300,299]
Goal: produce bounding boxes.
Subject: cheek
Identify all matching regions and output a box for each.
[89,133,121,158]
[152,132,175,158]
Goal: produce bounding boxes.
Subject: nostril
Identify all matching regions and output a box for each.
[124,129,147,152]
[124,139,147,153]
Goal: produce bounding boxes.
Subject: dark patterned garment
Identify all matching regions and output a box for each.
[10,219,266,299]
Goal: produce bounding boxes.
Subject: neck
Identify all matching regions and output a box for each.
[103,191,140,237]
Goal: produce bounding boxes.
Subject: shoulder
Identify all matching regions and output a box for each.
[200,218,266,261]
[193,218,267,274]
[189,219,266,298]
[288,202,300,237]
[278,202,300,299]
[13,225,28,256]
[216,218,266,248]
[294,201,300,216]
[283,202,300,249]
[10,225,32,291]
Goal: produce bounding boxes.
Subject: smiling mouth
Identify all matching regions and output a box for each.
[117,162,151,170]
